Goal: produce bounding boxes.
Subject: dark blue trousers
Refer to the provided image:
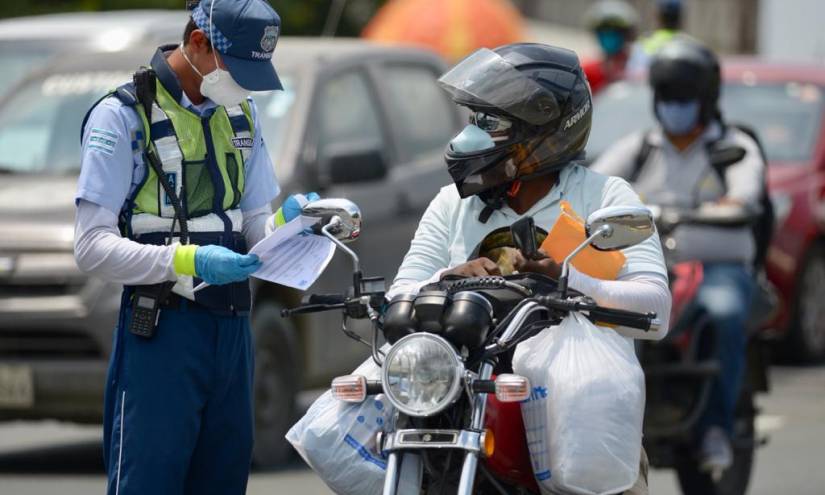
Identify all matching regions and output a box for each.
[694,263,755,437]
[103,297,254,495]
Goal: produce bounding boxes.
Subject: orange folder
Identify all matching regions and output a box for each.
[540,201,626,280]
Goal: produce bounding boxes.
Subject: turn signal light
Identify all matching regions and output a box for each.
[483,428,496,458]
[494,374,531,402]
[331,375,367,403]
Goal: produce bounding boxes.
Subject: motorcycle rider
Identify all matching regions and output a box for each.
[591,37,766,473]
[581,0,640,94]
[627,0,685,72]
[389,42,672,494]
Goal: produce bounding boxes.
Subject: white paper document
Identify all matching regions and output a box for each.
[248,216,336,291]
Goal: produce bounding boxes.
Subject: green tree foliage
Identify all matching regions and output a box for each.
[0,0,387,36]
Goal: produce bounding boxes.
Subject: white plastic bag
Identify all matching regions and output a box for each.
[286,357,392,495]
[513,312,645,495]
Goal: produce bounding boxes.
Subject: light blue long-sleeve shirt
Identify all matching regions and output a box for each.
[76,90,279,215]
[74,87,280,287]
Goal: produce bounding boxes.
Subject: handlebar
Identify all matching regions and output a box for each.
[537,295,659,332]
[651,204,753,234]
[305,293,347,305]
[281,292,380,321]
[284,287,659,333]
[280,302,346,317]
[588,306,660,332]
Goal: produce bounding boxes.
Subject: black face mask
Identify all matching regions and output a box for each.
[445,114,536,199]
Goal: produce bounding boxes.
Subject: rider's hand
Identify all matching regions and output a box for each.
[513,249,562,279]
[440,257,502,279]
[195,245,261,285]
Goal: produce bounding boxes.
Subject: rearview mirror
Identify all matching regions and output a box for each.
[302,198,369,296]
[585,206,655,251]
[301,198,362,243]
[323,141,388,185]
[558,205,655,297]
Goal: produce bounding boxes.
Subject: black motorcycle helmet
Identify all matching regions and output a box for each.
[649,36,721,126]
[438,43,592,215]
[657,0,683,29]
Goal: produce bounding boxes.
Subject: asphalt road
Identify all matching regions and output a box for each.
[1,364,823,495]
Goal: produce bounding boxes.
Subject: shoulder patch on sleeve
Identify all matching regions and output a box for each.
[87,127,119,156]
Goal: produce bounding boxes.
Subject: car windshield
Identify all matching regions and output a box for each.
[0,41,64,96]
[723,82,824,162]
[587,78,825,164]
[252,74,299,165]
[0,70,297,175]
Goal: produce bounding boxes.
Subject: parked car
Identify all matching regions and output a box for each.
[0,38,461,466]
[586,58,825,362]
[0,10,188,97]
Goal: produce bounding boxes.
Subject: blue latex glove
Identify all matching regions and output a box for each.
[194,245,261,286]
[274,192,321,227]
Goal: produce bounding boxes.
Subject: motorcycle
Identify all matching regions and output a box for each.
[640,204,775,495]
[283,199,662,494]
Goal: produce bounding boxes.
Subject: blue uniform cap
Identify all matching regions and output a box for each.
[657,0,683,10]
[192,0,283,91]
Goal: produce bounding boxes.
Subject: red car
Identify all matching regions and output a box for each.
[587,58,825,361]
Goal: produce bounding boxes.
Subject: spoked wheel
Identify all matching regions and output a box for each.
[785,243,825,362]
[675,389,756,495]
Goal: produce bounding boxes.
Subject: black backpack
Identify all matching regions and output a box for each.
[630,123,775,268]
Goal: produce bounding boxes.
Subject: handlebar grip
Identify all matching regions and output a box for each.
[533,295,659,332]
[588,307,658,332]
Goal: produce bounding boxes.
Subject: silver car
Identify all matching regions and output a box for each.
[0,10,189,97]
[0,38,462,466]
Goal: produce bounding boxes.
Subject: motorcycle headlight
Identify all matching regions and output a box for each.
[382,333,463,417]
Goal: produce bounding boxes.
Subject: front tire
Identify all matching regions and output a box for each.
[251,302,299,468]
[675,389,756,495]
[784,242,825,362]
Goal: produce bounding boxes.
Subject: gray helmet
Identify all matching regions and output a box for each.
[585,0,639,32]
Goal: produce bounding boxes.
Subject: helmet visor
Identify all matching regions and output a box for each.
[438,48,563,126]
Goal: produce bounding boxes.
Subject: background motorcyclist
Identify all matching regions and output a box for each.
[591,37,767,473]
[388,42,673,495]
[627,0,685,72]
[581,0,640,94]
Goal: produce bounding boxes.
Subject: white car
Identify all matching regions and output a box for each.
[0,10,188,96]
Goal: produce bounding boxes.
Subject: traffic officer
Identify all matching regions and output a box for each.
[73,0,297,493]
[626,0,684,72]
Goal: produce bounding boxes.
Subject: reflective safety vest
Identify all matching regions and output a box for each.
[641,29,678,55]
[89,46,256,314]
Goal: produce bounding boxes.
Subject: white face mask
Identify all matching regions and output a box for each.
[199,64,250,107]
[181,0,250,107]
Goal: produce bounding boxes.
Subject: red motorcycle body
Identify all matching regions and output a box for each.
[476,264,708,493]
[669,261,704,349]
[482,392,540,492]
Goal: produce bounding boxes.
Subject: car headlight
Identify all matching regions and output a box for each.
[382,333,463,417]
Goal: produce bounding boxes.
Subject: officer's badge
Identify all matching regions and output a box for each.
[261,25,279,53]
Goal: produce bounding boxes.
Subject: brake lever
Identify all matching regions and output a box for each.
[280,302,347,317]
